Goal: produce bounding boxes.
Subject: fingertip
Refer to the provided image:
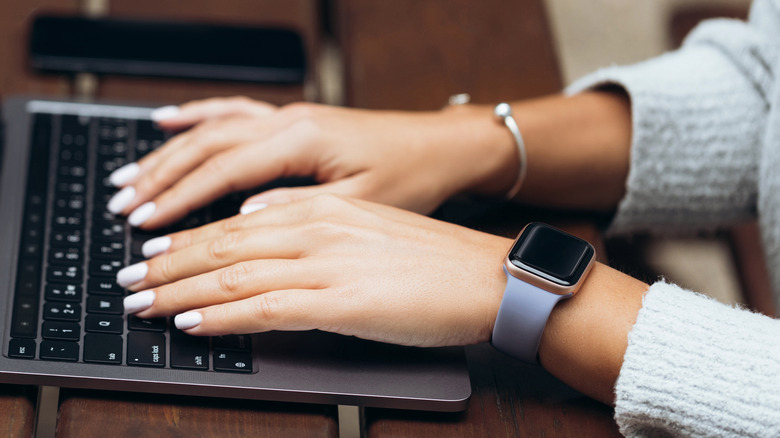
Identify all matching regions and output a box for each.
[142,236,172,258]
[150,105,181,122]
[240,203,268,215]
[109,163,140,187]
[175,312,203,330]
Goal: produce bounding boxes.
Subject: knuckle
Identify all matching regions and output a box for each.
[141,167,169,193]
[201,154,238,192]
[218,263,250,295]
[220,215,245,234]
[157,255,176,283]
[207,232,240,263]
[251,294,282,322]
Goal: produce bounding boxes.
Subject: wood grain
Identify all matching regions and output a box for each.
[56,389,338,438]
[334,0,562,110]
[0,385,36,438]
[0,0,76,98]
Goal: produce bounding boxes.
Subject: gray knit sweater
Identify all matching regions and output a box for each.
[567,0,780,436]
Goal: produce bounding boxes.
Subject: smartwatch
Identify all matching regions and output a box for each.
[491,222,596,364]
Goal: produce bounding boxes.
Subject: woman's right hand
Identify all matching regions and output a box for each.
[107,96,519,230]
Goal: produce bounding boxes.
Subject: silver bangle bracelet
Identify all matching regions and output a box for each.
[494,103,527,200]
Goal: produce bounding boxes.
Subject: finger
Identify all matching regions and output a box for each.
[171,288,342,336]
[108,119,282,217]
[153,97,277,130]
[239,176,371,214]
[144,194,358,255]
[125,259,326,321]
[129,124,318,229]
[122,226,308,291]
[110,101,276,188]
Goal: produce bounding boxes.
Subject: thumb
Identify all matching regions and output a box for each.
[240,178,369,215]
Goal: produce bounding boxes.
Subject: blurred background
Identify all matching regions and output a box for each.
[1,0,771,316]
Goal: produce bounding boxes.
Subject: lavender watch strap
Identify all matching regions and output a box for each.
[491,266,572,364]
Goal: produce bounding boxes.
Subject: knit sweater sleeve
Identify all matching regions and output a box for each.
[565,14,773,235]
[615,282,780,437]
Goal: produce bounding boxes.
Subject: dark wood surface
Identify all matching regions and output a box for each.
[56,389,338,438]
[0,385,36,438]
[0,0,76,98]
[334,0,562,110]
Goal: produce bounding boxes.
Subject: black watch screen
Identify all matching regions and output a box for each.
[508,223,595,287]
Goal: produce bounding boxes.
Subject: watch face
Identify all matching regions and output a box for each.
[508,223,595,287]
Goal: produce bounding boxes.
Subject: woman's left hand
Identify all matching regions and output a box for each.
[120,194,511,347]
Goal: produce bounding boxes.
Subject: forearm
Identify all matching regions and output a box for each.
[445,90,632,210]
[536,262,647,405]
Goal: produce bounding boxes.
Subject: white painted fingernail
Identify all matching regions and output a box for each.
[240,203,268,215]
[142,236,172,258]
[128,202,156,227]
[124,290,156,313]
[175,312,203,330]
[117,262,149,288]
[109,163,140,187]
[150,105,180,122]
[108,186,136,214]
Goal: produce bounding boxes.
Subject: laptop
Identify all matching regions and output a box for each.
[0,97,471,411]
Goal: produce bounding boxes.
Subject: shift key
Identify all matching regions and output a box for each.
[170,329,209,370]
[127,332,165,367]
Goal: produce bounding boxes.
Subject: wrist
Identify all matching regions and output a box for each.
[433,104,520,198]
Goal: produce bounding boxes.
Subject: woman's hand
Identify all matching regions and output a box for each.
[119,194,511,347]
[107,96,518,229]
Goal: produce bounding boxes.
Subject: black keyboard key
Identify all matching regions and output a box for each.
[49,246,82,265]
[213,335,252,351]
[56,181,86,195]
[15,271,40,297]
[128,316,167,332]
[17,259,39,278]
[54,194,86,212]
[87,277,124,296]
[57,164,87,181]
[85,315,124,334]
[83,334,123,365]
[98,141,130,158]
[58,147,87,165]
[91,241,126,259]
[89,259,123,277]
[42,321,80,341]
[45,283,82,302]
[127,332,166,367]
[51,211,84,229]
[8,339,36,359]
[213,350,253,373]
[28,114,53,191]
[86,296,123,315]
[20,241,42,258]
[50,229,83,246]
[43,302,81,322]
[40,340,79,362]
[131,239,146,258]
[10,295,39,338]
[94,223,125,240]
[170,329,209,370]
[47,265,82,282]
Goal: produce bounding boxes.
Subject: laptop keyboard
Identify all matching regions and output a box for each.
[7,111,253,373]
